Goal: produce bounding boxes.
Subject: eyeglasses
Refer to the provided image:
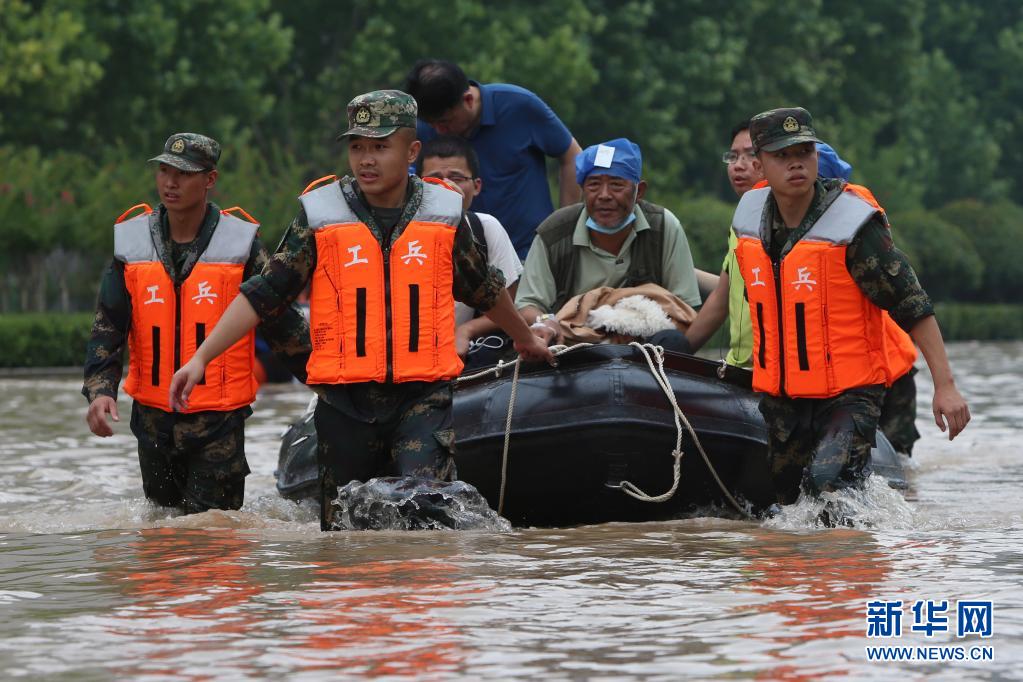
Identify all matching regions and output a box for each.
[425,173,474,184]
[722,150,756,165]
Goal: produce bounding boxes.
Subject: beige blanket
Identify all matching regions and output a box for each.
[554,283,696,345]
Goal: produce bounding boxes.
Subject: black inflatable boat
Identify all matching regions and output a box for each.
[276,345,906,526]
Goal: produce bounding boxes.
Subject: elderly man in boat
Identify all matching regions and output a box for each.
[516,138,703,350]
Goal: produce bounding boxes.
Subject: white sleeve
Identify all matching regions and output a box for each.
[477,212,524,285]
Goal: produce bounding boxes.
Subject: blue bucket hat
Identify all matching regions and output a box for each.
[816,142,852,181]
[575,138,643,186]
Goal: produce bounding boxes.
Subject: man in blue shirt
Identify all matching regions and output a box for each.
[405,59,582,259]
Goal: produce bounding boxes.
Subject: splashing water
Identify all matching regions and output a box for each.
[329,477,512,531]
[764,474,919,531]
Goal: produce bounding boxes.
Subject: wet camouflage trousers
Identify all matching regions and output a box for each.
[130,402,250,513]
[759,385,885,505]
[879,368,920,456]
[314,384,456,530]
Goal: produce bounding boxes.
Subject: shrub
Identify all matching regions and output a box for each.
[667,195,736,273]
[0,313,94,367]
[933,303,1023,341]
[937,199,1023,302]
[888,209,983,301]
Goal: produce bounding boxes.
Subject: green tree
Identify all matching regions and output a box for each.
[268,0,598,169]
[937,199,1023,302]
[6,0,293,154]
[0,0,106,142]
[669,196,735,272]
[888,209,983,301]
[921,1,1023,203]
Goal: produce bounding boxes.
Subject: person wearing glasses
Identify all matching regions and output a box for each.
[685,120,764,367]
[417,135,524,369]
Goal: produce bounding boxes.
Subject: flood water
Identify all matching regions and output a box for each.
[1,342,1020,680]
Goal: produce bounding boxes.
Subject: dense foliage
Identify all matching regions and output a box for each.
[0,313,94,367]
[2,0,1022,313]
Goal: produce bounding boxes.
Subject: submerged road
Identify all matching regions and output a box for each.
[0,342,1020,679]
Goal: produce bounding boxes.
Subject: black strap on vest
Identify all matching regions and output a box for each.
[464,211,488,262]
[539,200,665,312]
[150,326,161,386]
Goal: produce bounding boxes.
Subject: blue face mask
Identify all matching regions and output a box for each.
[586,212,637,235]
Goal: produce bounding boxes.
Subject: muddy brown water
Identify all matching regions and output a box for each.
[1,342,1020,680]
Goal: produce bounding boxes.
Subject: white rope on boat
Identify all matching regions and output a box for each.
[456,344,576,516]
[616,342,685,503]
[454,342,751,518]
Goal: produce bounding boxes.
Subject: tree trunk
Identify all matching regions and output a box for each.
[32,254,47,312]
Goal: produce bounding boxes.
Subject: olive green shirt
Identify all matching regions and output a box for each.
[515,203,702,312]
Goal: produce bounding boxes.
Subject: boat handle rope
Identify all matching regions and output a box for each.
[455,342,753,519]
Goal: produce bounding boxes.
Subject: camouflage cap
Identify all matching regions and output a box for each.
[749,107,821,153]
[148,133,221,172]
[337,89,418,139]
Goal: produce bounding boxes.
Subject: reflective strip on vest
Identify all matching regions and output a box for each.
[732,189,911,398]
[118,206,259,412]
[416,181,464,225]
[114,211,160,264]
[199,212,259,263]
[802,192,878,245]
[300,180,464,384]
[302,180,358,228]
[732,187,770,240]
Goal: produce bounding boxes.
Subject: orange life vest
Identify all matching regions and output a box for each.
[732,186,916,398]
[300,177,464,384]
[115,203,259,412]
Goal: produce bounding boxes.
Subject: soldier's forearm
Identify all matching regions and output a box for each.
[485,290,534,345]
[686,273,730,351]
[194,295,261,366]
[910,315,956,389]
[257,304,311,383]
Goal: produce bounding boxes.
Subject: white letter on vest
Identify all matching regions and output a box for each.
[791,266,817,291]
[191,281,218,304]
[345,244,370,268]
[401,240,428,266]
[143,285,165,305]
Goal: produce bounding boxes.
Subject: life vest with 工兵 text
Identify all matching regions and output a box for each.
[116,203,259,412]
[732,186,916,398]
[300,176,464,384]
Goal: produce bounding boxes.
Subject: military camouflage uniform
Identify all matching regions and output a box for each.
[83,201,311,513]
[757,177,933,503]
[241,174,503,529]
[879,368,920,456]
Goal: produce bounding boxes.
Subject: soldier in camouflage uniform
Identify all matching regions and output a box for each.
[83,133,310,514]
[167,91,553,530]
[738,108,970,510]
[879,368,920,456]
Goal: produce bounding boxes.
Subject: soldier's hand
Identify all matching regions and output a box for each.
[169,358,205,412]
[933,382,970,440]
[516,332,557,366]
[86,396,119,437]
